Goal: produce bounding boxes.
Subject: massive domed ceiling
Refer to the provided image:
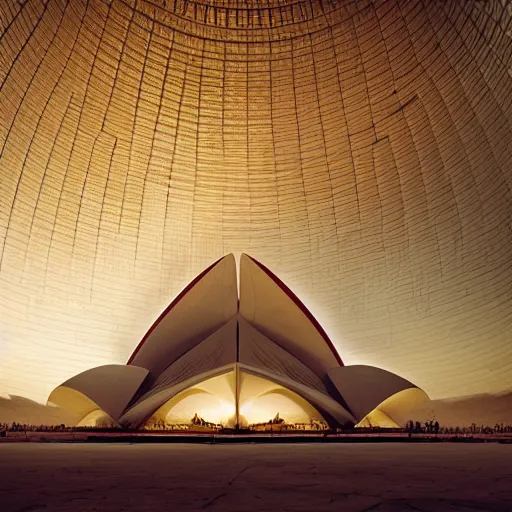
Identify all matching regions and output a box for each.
[1,0,512,405]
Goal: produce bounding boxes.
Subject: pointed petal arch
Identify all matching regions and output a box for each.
[355,388,430,428]
[48,387,116,427]
[356,408,399,428]
[239,253,343,378]
[47,364,148,424]
[119,365,235,428]
[327,365,427,422]
[128,254,238,378]
[239,364,356,427]
[238,372,327,426]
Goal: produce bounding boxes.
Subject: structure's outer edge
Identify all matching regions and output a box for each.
[127,255,226,364]
[47,364,150,423]
[327,365,425,422]
[48,386,121,427]
[244,254,344,366]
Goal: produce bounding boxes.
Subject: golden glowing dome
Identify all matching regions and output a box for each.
[1,0,512,408]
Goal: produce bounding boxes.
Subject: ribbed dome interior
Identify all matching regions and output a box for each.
[1,0,511,403]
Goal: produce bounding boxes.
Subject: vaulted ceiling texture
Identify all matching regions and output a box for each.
[1,0,511,403]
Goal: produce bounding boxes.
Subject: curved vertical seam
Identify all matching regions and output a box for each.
[0,0,49,95]
[42,0,113,290]
[133,19,174,269]
[20,93,75,277]
[0,0,77,272]
[18,0,91,275]
[160,58,187,289]
[0,0,31,43]
[268,39,283,266]
[90,135,118,300]
[290,35,313,287]
[100,0,137,134]
[0,0,68,157]
[188,37,206,271]
[120,13,155,240]
[307,31,343,320]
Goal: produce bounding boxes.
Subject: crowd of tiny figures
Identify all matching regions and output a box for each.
[2,420,511,436]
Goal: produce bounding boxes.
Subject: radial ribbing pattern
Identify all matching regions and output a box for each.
[1,0,512,403]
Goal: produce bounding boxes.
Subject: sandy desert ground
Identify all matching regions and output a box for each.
[1,443,511,511]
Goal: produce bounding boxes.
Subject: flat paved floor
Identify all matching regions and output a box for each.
[1,443,511,511]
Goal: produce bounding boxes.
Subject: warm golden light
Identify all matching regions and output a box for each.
[240,394,316,426]
[146,369,326,429]
[356,409,399,429]
[166,394,236,427]
[146,372,237,427]
[239,372,325,426]
[1,0,512,415]
[77,410,115,428]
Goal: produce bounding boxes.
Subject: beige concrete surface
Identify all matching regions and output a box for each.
[1,443,511,511]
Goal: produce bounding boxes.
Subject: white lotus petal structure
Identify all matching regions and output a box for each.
[48,254,428,429]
